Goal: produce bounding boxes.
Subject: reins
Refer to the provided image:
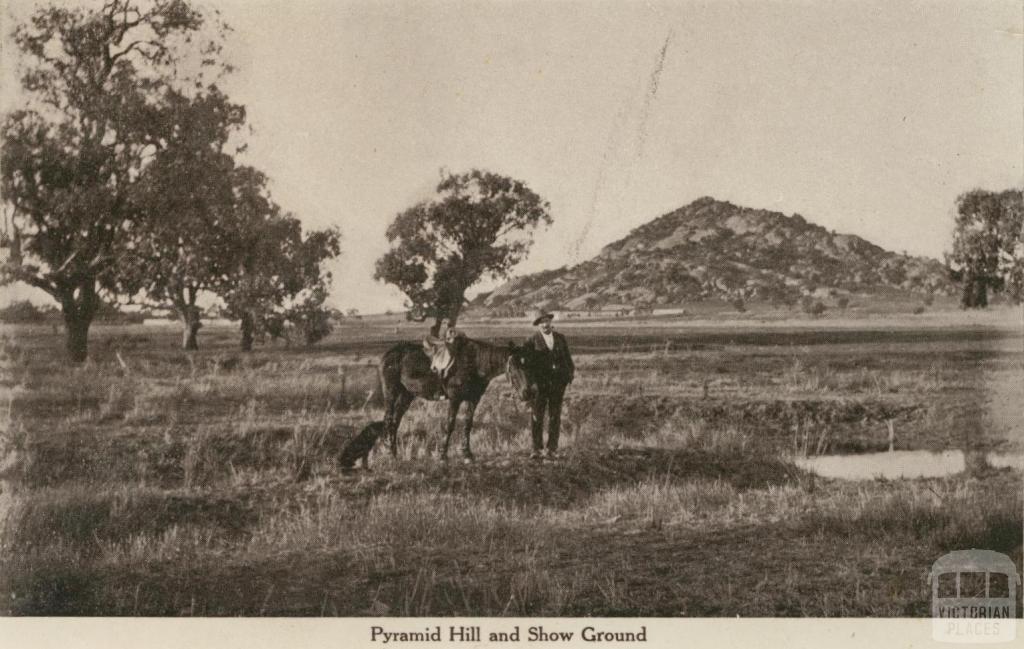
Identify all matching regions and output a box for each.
[506,354,525,393]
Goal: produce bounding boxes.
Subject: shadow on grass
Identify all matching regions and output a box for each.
[343,447,801,508]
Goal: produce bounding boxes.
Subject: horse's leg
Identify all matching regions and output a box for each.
[440,399,461,461]
[461,399,478,460]
[386,389,414,457]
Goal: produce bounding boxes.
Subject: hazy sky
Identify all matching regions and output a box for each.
[3,0,1022,312]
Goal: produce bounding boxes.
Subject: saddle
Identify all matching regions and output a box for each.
[423,336,454,377]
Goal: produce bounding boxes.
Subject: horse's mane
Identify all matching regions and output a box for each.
[463,337,511,378]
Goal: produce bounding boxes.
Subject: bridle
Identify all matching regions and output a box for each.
[506,354,526,394]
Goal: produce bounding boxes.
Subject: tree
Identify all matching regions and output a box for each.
[117,90,336,353]
[218,168,341,351]
[120,88,246,349]
[374,169,552,334]
[1,0,227,362]
[996,193,1024,303]
[947,189,1024,307]
[0,300,53,324]
[801,295,826,317]
[286,285,334,346]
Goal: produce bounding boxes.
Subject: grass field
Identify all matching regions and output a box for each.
[1,310,1021,616]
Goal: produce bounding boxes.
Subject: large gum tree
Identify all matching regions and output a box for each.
[947,188,1024,308]
[375,169,553,335]
[0,0,231,362]
[120,87,247,350]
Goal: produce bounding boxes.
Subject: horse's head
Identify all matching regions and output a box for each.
[505,342,536,402]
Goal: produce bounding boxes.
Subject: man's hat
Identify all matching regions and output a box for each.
[531,309,555,326]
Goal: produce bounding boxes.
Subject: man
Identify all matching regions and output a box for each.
[523,309,575,459]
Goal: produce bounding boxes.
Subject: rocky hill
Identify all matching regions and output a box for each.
[476,197,954,312]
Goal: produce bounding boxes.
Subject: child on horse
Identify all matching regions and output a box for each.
[423,318,459,378]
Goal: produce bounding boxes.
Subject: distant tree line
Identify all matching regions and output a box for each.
[0,299,145,325]
[0,1,341,362]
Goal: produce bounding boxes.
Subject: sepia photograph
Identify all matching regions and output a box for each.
[0,0,1021,643]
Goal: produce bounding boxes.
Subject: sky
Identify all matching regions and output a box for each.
[2,0,1022,313]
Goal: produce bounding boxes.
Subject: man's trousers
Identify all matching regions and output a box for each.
[530,381,568,452]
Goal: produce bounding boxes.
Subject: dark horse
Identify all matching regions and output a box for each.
[379,336,536,460]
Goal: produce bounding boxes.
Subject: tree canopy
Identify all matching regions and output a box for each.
[217,167,341,351]
[375,169,552,332]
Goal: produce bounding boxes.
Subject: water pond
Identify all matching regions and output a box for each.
[794,449,1024,480]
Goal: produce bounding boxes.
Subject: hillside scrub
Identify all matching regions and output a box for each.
[478,197,956,313]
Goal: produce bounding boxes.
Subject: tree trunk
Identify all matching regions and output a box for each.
[430,299,463,336]
[181,306,202,351]
[174,288,203,351]
[64,314,91,364]
[961,275,989,309]
[240,312,255,352]
[973,280,989,308]
[59,281,99,364]
[448,302,462,329]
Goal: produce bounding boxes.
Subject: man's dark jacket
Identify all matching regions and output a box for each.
[524,331,575,385]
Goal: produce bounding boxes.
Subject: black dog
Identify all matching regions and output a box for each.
[339,421,385,471]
